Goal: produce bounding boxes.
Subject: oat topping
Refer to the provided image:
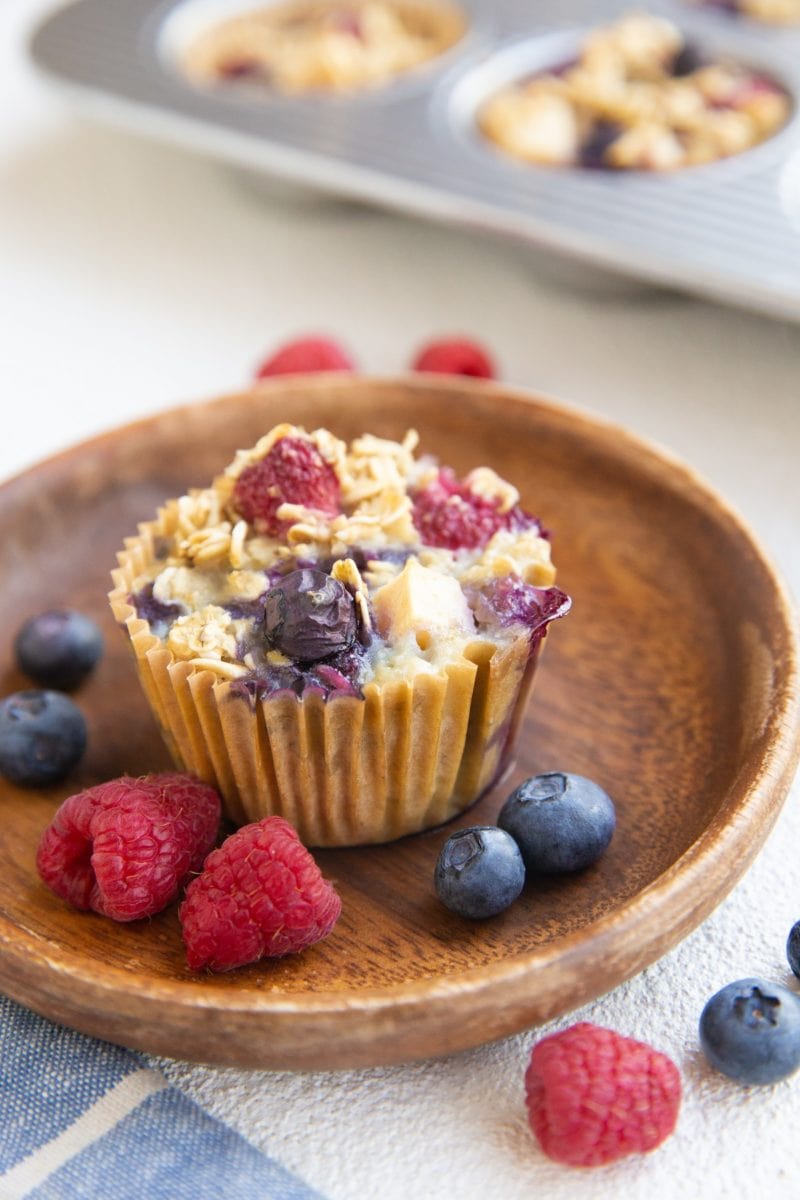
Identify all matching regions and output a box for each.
[330,557,373,633]
[459,529,556,589]
[277,485,417,556]
[126,424,563,694]
[464,467,520,515]
[338,429,421,504]
[167,606,239,663]
[362,557,403,588]
[178,522,235,568]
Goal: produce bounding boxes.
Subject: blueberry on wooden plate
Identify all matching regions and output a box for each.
[15,609,103,691]
[498,771,616,874]
[435,827,525,919]
[0,689,87,786]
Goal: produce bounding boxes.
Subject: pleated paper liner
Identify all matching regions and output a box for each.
[110,504,544,846]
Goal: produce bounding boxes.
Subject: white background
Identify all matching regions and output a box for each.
[2,1,800,1196]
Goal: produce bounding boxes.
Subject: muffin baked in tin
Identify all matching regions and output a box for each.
[182,0,466,93]
[699,0,800,25]
[478,12,791,171]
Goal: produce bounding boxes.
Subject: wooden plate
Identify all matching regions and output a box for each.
[0,377,798,1070]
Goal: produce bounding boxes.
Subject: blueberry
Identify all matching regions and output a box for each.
[579,120,623,169]
[132,584,185,634]
[263,569,357,662]
[670,44,705,77]
[699,978,800,1085]
[434,826,525,919]
[497,771,615,873]
[787,921,800,979]
[0,690,87,786]
[15,609,103,691]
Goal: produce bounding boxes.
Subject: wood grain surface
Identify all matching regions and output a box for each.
[0,376,797,1070]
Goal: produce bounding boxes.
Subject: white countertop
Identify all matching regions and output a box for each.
[3,2,800,1197]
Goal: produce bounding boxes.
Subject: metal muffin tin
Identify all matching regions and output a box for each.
[29,0,800,320]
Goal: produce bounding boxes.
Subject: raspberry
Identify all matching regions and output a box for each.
[179,816,342,971]
[36,773,221,922]
[411,468,536,551]
[525,1023,681,1167]
[254,336,355,378]
[232,435,341,535]
[411,337,496,379]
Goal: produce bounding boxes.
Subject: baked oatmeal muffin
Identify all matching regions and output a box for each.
[700,0,800,24]
[479,11,790,170]
[182,0,465,93]
[110,424,570,846]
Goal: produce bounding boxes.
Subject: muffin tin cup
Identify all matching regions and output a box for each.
[441,25,795,179]
[29,0,800,317]
[110,506,552,847]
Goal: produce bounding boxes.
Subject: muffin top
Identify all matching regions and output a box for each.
[479,11,790,171]
[126,424,569,699]
[182,0,465,94]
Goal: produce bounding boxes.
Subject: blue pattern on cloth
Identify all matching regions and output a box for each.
[0,994,323,1200]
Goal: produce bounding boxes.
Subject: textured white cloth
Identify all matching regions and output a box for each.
[3,1,800,1196]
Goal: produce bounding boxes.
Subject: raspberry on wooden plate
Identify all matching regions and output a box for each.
[36,773,221,921]
[180,816,342,971]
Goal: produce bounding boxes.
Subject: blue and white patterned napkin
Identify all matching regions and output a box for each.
[0,994,322,1200]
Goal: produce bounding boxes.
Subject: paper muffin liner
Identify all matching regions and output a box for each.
[110,506,547,846]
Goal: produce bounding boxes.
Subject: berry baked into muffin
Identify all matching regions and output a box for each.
[479,11,790,171]
[182,0,465,93]
[110,424,570,846]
